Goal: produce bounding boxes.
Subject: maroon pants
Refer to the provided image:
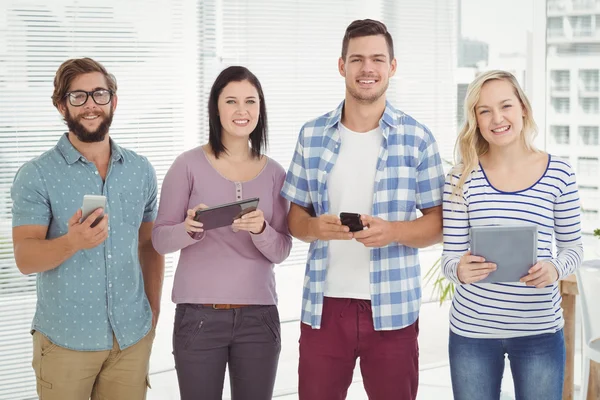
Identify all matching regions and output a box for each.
[298,297,419,400]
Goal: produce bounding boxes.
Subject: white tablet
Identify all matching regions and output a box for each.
[470,224,538,284]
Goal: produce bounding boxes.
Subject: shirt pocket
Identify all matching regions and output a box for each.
[118,191,145,228]
[381,165,416,213]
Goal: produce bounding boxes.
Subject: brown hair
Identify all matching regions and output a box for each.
[52,58,117,109]
[341,19,394,61]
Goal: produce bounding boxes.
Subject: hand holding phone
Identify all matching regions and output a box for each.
[65,195,109,251]
[307,214,353,241]
[340,212,364,233]
[81,195,106,228]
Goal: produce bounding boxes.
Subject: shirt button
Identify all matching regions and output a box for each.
[109,283,112,288]
[95,171,98,175]
[108,255,112,259]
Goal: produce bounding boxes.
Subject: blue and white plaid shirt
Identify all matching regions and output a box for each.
[281,101,445,331]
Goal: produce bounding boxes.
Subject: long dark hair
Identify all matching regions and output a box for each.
[208,66,268,158]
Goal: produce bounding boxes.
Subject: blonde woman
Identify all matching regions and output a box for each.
[441,70,583,400]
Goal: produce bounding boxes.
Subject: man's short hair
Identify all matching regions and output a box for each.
[52,58,117,109]
[341,19,394,61]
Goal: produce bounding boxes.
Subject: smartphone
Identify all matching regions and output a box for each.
[81,195,106,228]
[339,212,364,232]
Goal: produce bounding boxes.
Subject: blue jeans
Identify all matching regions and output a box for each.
[449,329,565,400]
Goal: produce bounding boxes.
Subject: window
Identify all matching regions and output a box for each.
[582,209,599,221]
[578,157,600,176]
[580,97,600,114]
[580,69,599,92]
[547,17,564,37]
[552,97,571,113]
[548,2,600,237]
[569,15,593,37]
[551,70,570,91]
[550,125,570,144]
[548,0,568,11]
[0,1,199,398]
[572,0,598,10]
[0,0,576,398]
[457,84,469,127]
[579,126,600,145]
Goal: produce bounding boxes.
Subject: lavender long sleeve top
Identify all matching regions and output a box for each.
[152,147,292,305]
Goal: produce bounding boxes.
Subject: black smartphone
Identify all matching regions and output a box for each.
[339,212,364,232]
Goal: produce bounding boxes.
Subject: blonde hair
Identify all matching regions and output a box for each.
[451,70,538,198]
[52,58,117,109]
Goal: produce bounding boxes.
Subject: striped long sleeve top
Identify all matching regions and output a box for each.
[441,155,583,338]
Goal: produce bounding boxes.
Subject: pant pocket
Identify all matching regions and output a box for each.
[261,308,281,344]
[38,377,53,389]
[32,332,55,399]
[183,317,206,350]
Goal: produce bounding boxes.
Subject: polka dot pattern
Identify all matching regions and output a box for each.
[11,133,157,351]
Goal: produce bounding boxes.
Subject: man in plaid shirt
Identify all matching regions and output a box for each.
[281,19,445,400]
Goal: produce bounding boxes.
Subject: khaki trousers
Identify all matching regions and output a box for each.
[32,329,155,400]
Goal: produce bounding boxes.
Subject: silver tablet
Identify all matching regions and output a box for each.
[470,224,537,284]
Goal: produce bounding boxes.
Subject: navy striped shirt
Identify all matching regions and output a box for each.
[441,155,583,338]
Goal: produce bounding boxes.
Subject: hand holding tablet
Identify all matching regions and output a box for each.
[467,224,538,284]
[457,250,497,284]
[519,260,559,288]
[185,203,208,235]
[192,198,260,231]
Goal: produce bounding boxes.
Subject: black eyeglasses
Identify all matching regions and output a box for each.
[64,89,113,107]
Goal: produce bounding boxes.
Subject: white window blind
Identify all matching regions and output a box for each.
[213,1,457,306]
[383,0,457,167]
[0,1,199,398]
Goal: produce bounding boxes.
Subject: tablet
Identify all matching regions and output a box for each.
[470,224,537,283]
[194,197,259,230]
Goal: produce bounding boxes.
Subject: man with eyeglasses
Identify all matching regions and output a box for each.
[10,57,164,400]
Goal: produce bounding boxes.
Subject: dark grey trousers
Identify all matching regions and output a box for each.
[173,303,281,400]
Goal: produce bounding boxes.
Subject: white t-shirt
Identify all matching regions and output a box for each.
[324,123,383,299]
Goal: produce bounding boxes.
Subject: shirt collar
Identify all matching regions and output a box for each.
[57,133,124,164]
[324,100,398,138]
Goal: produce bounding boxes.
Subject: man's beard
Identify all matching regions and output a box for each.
[65,108,113,143]
[346,76,389,104]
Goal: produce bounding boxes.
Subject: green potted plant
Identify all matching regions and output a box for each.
[423,256,454,305]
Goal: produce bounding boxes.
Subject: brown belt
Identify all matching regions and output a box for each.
[202,304,250,310]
